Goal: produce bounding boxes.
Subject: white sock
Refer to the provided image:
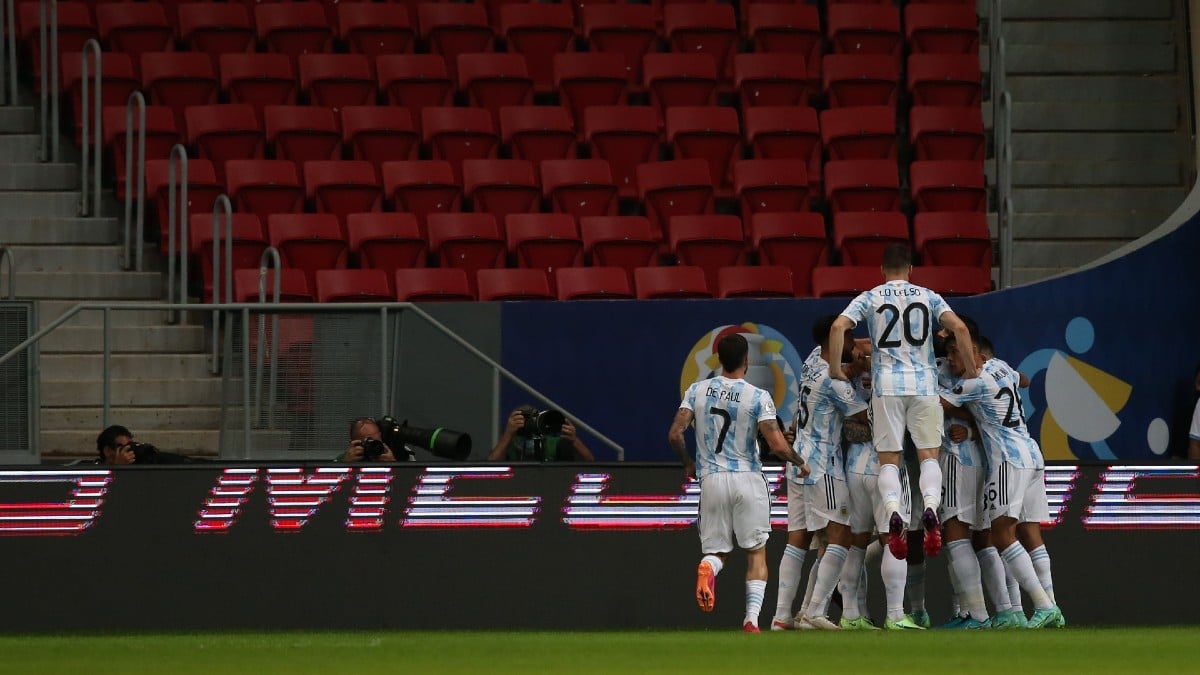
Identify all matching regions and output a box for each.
[946,552,963,617]
[878,463,901,515]
[838,546,866,621]
[857,555,869,617]
[918,458,942,511]
[1000,542,1053,610]
[1028,544,1056,604]
[946,539,988,621]
[701,554,724,577]
[976,546,1012,612]
[773,544,806,620]
[808,544,849,618]
[799,553,821,617]
[881,548,907,621]
[745,579,767,627]
[906,561,926,612]
[1006,564,1023,611]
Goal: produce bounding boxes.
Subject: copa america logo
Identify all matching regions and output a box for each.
[679,323,807,423]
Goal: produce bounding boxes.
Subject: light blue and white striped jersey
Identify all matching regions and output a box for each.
[791,355,868,484]
[939,359,1044,470]
[680,376,778,478]
[937,358,984,468]
[844,372,878,476]
[840,280,952,396]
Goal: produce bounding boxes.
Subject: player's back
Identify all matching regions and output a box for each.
[841,280,950,396]
[843,372,878,475]
[685,376,774,477]
[949,359,1043,469]
[795,358,866,481]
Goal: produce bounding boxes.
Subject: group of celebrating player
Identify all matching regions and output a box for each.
[669,245,1066,632]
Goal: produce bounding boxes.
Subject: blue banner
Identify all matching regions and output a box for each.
[500,218,1200,462]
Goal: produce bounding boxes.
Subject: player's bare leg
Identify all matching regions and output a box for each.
[696,552,727,613]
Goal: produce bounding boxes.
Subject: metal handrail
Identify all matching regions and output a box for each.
[79,41,102,217]
[38,0,60,161]
[165,144,190,324]
[998,90,1013,289]
[0,301,627,460]
[0,246,14,299]
[0,0,16,105]
[123,91,147,271]
[210,195,234,375]
[253,246,282,428]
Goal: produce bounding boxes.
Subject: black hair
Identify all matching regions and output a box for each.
[881,244,913,273]
[96,425,132,458]
[717,333,749,373]
[957,313,981,339]
[976,335,995,358]
[812,315,839,347]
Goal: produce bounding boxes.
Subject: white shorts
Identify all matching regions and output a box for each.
[786,479,806,532]
[848,467,913,535]
[982,464,1050,526]
[802,474,850,532]
[938,452,983,529]
[871,395,944,454]
[698,471,771,553]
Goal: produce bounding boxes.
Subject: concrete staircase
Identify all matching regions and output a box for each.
[0,98,222,461]
[984,0,1194,284]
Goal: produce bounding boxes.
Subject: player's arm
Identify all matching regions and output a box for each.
[668,408,696,477]
[1189,437,1200,460]
[758,420,808,476]
[828,315,856,381]
[940,310,979,378]
[1018,371,1030,388]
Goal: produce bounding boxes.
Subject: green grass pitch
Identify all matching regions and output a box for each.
[0,629,1193,674]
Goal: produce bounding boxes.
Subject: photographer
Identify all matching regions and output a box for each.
[94,425,190,465]
[338,416,415,462]
[487,406,595,462]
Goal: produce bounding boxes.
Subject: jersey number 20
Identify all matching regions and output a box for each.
[876,302,930,348]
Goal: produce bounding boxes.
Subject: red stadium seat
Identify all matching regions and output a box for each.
[394,268,475,301]
[733,54,813,112]
[226,159,304,221]
[584,105,660,198]
[146,159,222,254]
[422,107,499,181]
[500,106,576,164]
[663,4,737,77]
[749,212,828,296]
[418,3,494,79]
[234,268,312,303]
[822,54,900,108]
[581,4,657,88]
[744,106,822,189]
[580,215,659,279]
[811,266,881,298]
[299,54,376,112]
[643,53,718,116]
[910,160,987,212]
[190,212,267,303]
[745,3,822,81]
[500,3,576,92]
[338,2,415,57]
[219,54,299,119]
[826,3,902,57]
[341,106,419,167]
[732,159,810,217]
[141,52,219,129]
[909,265,991,296]
[185,104,264,179]
[304,160,383,220]
[265,105,341,165]
[19,2,95,84]
[824,159,901,214]
[96,4,174,72]
[506,213,583,278]
[457,53,535,127]
[347,213,428,276]
[909,105,986,161]
[540,159,618,218]
[634,266,712,300]
[462,159,540,223]
[381,160,463,237]
[907,53,982,107]
[555,267,634,300]
[477,268,555,301]
[833,211,910,266]
[316,269,394,303]
[426,213,507,290]
[267,213,349,290]
[102,105,180,199]
[717,266,796,299]
[905,4,979,55]
[666,106,741,190]
[255,2,333,59]
[913,211,992,268]
[554,53,629,129]
[668,215,746,289]
[636,159,715,241]
[178,3,255,59]
[820,106,898,160]
[62,51,138,145]
[377,54,455,127]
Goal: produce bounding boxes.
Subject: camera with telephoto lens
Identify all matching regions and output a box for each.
[127,442,160,463]
[520,409,565,438]
[359,437,388,461]
[377,416,472,461]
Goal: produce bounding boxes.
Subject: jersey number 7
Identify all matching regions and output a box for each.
[709,407,731,453]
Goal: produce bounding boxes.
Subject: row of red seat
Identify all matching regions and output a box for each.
[234,263,990,304]
[189,210,992,300]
